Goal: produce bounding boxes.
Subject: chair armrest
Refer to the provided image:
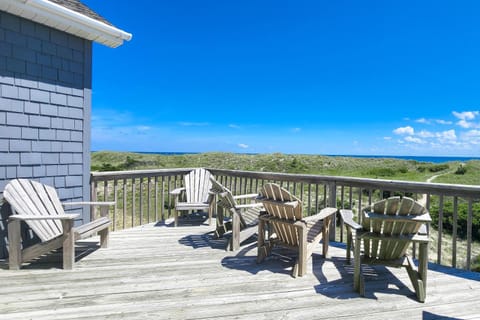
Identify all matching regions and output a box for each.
[305,207,337,221]
[417,223,429,236]
[9,214,80,221]
[63,201,115,207]
[339,209,362,230]
[170,187,186,196]
[364,211,432,223]
[233,193,259,200]
[236,203,264,209]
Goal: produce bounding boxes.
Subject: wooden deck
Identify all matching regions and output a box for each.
[1,221,479,320]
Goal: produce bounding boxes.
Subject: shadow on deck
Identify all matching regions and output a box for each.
[0,223,479,320]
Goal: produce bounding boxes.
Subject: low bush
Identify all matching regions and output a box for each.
[430,200,480,241]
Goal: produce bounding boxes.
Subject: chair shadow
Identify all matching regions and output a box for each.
[0,241,101,270]
[314,242,424,302]
[220,242,301,277]
[155,212,211,228]
[422,311,463,320]
[177,230,228,250]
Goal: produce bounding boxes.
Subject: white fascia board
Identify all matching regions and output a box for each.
[0,0,132,48]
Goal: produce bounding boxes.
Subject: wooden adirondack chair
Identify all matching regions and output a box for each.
[339,196,431,302]
[257,183,337,277]
[170,168,215,227]
[3,179,114,270]
[215,184,263,251]
[209,177,261,239]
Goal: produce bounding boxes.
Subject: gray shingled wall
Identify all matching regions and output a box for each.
[0,11,93,258]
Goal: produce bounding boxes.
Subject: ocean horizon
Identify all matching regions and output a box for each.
[117,151,480,164]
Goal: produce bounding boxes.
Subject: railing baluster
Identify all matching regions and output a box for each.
[113,179,118,231]
[437,195,444,265]
[139,177,144,226]
[160,176,165,221]
[154,176,158,222]
[147,177,151,223]
[122,178,127,229]
[132,178,136,227]
[467,199,473,270]
[452,196,458,268]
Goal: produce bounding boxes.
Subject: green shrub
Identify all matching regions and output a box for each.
[428,164,449,172]
[430,200,480,241]
[472,255,480,272]
[367,167,396,177]
[455,165,467,175]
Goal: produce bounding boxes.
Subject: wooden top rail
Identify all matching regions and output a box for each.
[91,168,196,180]
[90,167,480,199]
[208,168,480,199]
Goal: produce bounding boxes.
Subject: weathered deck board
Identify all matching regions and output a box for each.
[0,222,479,320]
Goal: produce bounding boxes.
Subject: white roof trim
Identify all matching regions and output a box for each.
[0,0,132,48]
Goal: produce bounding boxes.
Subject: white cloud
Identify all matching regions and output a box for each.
[137,125,151,132]
[436,129,457,144]
[178,122,210,127]
[453,111,479,120]
[291,128,301,133]
[383,136,392,140]
[436,119,452,125]
[465,129,480,137]
[415,118,430,124]
[238,143,249,149]
[404,136,425,144]
[418,130,435,138]
[229,124,240,129]
[393,126,414,135]
[457,119,474,128]
[463,130,480,145]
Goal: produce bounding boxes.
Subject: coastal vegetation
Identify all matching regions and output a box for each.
[92,151,480,183]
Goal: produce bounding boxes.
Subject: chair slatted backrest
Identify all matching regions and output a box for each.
[4,179,64,242]
[260,183,302,221]
[362,196,427,260]
[209,177,226,195]
[184,168,212,203]
[259,183,303,246]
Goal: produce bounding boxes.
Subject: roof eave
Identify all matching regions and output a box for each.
[0,0,132,48]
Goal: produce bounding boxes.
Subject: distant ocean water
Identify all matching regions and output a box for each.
[135,151,480,164]
[329,155,480,163]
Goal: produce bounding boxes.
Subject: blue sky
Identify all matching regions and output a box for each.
[83,0,480,156]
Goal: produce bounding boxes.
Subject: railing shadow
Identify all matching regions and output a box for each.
[422,312,463,320]
[0,241,101,270]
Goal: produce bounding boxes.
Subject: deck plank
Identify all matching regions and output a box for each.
[0,223,479,319]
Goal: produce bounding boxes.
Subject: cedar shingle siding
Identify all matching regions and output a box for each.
[0,10,93,258]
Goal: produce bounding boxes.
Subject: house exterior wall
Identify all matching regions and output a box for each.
[0,11,93,257]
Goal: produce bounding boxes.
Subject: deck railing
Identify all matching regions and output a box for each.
[91,168,480,271]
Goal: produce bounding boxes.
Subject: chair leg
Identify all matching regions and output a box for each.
[231,209,241,251]
[7,219,22,270]
[322,217,331,258]
[208,203,213,226]
[174,211,179,227]
[346,228,352,264]
[292,258,299,278]
[99,228,109,248]
[62,220,75,270]
[405,243,428,302]
[353,235,362,294]
[257,219,271,263]
[418,242,428,302]
[297,225,307,277]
